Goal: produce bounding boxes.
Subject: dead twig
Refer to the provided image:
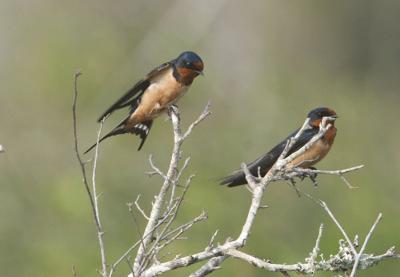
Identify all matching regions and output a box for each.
[72,71,108,277]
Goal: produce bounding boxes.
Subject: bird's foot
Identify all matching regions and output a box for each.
[308,167,318,187]
[289,179,301,198]
[168,104,178,114]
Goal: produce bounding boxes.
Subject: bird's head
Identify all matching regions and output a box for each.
[174,51,204,83]
[308,107,338,127]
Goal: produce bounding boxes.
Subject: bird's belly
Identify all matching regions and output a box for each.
[129,81,188,123]
[287,139,332,169]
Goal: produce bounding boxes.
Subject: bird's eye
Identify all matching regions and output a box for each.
[185,60,191,66]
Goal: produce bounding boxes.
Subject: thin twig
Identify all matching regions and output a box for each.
[292,165,364,176]
[72,71,107,277]
[142,175,195,269]
[307,224,324,274]
[319,200,357,256]
[168,156,191,209]
[350,213,383,277]
[92,119,108,276]
[157,211,208,251]
[109,240,142,276]
[302,192,357,256]
[181,101,211,140]
[72,71,94,205]
[291,165,363,188]
[278,118,311,162]
[126,258,135,277]
[135,194,150,220]
[206,230,219,251]
[147,155,167,179]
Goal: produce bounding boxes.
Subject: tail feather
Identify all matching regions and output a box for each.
[83,125,126,154]
[131,120,153,150]
[83,120,154,154]
[219,171,247,187]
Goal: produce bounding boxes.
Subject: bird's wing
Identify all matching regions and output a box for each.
[97,61,174,122]
[220,127,318,187]
[246,127,317,174]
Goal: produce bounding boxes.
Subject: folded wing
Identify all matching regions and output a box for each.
[220,127,318,187]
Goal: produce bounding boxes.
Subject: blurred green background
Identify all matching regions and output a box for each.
[1,0,399,276]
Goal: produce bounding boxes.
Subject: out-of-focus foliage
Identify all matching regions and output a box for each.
[1,0,399,276]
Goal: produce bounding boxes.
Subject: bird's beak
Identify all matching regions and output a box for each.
[325,115,338,121]
[195,70,204,76]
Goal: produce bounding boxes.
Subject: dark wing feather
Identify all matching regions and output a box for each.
[97,79,150,122]
[97,61,174,122]
[146,60,174,79]
[220,127,318,187]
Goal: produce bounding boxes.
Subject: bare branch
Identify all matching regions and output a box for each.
[139,242,399,276]
[350,213,383,277]
[302,192,357,256]
[132,104,211,275]
[167,157,191,211]
[278,118,311,162]
[320,200,357,256]
[189,256,227,277]
[227,249,299,272]
[157,211,208,251]
[181,101,211,140]
[306,224,324,274]
[292,165,363,188]
[292,165,364,176]
[134,194,150,220]
[147,155,167,179]
[133,110,183,274]
[109,240,142,277]
[92,118,107,276]
[226,246,399,274]
[142,174,196,268]
[340,174,358,189]
[205,230,219,251]
[72,71,108,277]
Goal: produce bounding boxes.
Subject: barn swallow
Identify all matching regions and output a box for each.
[220,107,338,187]
[84,51,204,154]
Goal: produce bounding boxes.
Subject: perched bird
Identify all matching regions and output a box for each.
[220,107,338,187]
[84,51,204,154]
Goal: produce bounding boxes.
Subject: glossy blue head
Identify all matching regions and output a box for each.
[175,51,204,75]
